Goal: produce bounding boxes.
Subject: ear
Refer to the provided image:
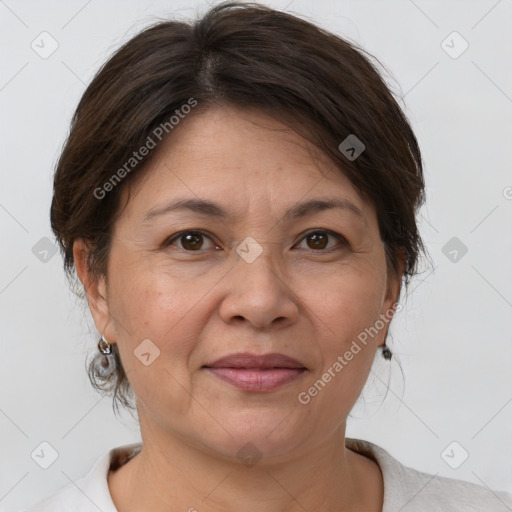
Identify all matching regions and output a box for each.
[378,247,406,347]
[384,248,406,308]
[73,239,116,342]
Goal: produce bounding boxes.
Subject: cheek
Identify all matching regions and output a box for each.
[108,253,192,336]
[303,262,387,403]
[108,269,200,416]
[107,252,217,364]
[299,278,383,425]
[314,264,386,341]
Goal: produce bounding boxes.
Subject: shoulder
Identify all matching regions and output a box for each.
[346,438,512,512]
[19,443,142,512]
[394,465,512,511]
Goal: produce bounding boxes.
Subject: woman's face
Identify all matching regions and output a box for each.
[84,105,402,462]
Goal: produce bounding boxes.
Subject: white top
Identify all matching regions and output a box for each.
[21,438,512,511]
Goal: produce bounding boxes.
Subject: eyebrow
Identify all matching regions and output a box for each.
[142,197,365,224]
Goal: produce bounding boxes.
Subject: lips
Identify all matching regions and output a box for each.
[203,352,307,392]
[204,352,306,370]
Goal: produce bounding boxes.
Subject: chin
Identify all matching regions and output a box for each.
[193,408,308,464]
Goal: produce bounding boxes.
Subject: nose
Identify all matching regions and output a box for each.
[218,249,300,330]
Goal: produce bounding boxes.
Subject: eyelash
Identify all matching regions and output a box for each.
[163,229,348,253]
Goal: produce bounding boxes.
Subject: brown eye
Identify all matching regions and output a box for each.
[165,231,218,251]
[306,232,328,249]
[181,232,204,250]
[297,230,347,251]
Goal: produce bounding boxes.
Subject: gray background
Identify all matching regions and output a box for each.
[1,0,511,509]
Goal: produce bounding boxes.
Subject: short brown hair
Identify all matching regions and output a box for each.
[51,2,428,412]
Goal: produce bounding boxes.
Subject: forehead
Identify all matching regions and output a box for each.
[120,105,372,224]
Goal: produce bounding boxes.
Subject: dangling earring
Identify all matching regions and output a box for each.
[381,343,393,360]
[94,334,117,378]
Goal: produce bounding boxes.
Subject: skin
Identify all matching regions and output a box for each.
[75,105,405,512]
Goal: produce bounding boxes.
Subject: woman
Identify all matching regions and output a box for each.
[23,2,512,511]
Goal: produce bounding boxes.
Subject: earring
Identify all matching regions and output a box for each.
[381,343,393,360]
[94,334,117,378]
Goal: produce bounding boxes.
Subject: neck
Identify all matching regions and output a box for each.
[108,425,383,512]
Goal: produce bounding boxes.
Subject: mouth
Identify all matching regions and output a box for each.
[204,367,307,391]
[203,352,307,392]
